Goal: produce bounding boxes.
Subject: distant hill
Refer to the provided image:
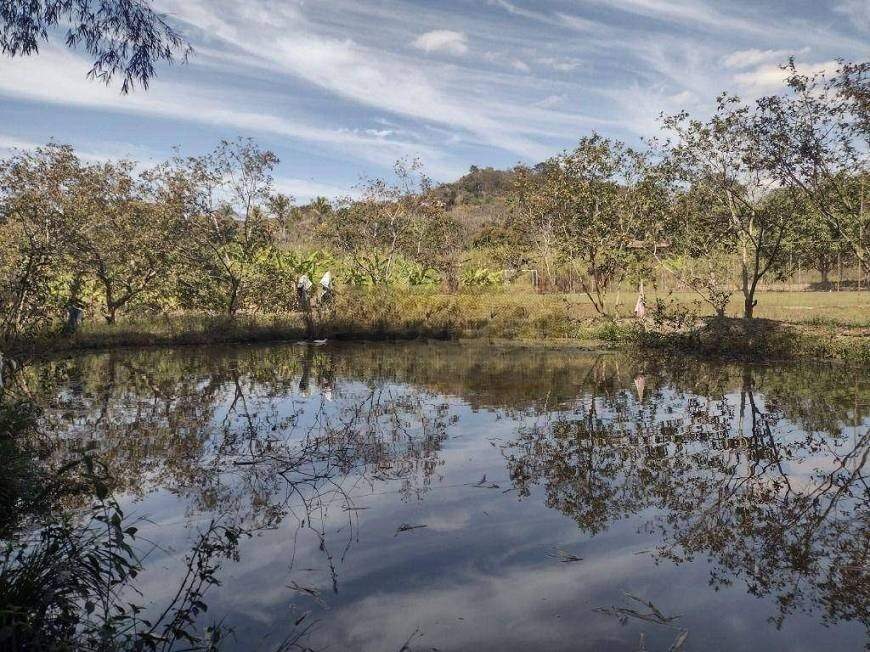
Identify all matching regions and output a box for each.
[280,164,521,248]
[433,165,520,239]
[435,165,517,208]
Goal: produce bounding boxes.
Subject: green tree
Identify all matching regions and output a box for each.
[509,162,559,290]
[511,134,645,313]
[755,60,868,272]
[0,144,79,337]
[266,192,296,243]
[309,196,332,218]
[324,159,452,286]
[68,159,185,323]
[659,96,795,319]
[177,139,279,315]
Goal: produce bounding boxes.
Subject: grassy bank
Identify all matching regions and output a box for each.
[6,289,869,363]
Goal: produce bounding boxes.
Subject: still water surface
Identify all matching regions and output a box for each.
[22,342,869,650]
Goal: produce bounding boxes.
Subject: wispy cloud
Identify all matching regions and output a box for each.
[0,133,162,166]
[412,30,469,56]
[722,48,796,70]
[556,13,598,32]
[0,47,454,173]
[486,0,557,25]
[834,0,870,32]
[536,56,583,72]
[0,135,42,152]
[149,1,589,161]
[0,0,865,191]
[534,95,562,109]
[274,176,358,202]
[578,0,762,34]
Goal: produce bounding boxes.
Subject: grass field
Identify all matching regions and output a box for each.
[8,288,868,362]
[717,291,869,325]
[579,290,870,326]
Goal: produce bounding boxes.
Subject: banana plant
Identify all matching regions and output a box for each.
[462,267,503,287]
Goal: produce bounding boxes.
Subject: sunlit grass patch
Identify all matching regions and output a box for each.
[7,288,868,363]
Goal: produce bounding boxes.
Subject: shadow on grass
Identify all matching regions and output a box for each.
[633,316,869,363]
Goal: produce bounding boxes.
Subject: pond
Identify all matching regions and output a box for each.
[2,341,867,650]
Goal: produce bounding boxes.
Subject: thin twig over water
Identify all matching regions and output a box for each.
[395,523,428,536]
[547,548,583,563]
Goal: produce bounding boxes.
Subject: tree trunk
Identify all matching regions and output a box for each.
[227,278,241,316]
[739,232,751,318]
[742,282,758,319]
[742,269,759,319]
[743,297,755,319]
[6,255,38,337]
[740,274,754,319]
[99,274,118,325]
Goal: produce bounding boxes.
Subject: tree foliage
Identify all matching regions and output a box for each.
[323,159,462,287]
[754,60,868,266]
[0,0,191,92]
[510,134,646,313]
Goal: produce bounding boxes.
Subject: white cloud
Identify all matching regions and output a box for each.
[534,95,562,109]
[0,135,41,152]
[3,0,867,189]
[668,89,695,105]
[486,0,557,25]
[487,0,600,33]
[482,51,531,73]
[511,59,531,73]
[263,32,552,158]
[579,0,762,34]
[412,30,469,56]
[733,60,838,92]
[732,64,790,90]
[154,2,571,161]
[0,133,160,165]
[364,128,394,138]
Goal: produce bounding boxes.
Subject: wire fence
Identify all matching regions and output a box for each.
[503,265,869,294]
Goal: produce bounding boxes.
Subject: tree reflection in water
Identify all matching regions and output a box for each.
[0,343,866,649]
[504,356,868,633]
[1,345,454,650]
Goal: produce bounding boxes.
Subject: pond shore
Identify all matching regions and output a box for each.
[6,290,869,364]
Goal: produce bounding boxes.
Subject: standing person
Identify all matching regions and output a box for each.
[634,280,646,320]
[297,275,314,338]
[319,271,333,306]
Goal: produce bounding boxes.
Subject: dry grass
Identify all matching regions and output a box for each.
[7,288,868,362]
[555,289,869,326]
[11,314,310,355]
[679,290,867,325]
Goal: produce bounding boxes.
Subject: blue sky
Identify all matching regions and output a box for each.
[0,0,867,201]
